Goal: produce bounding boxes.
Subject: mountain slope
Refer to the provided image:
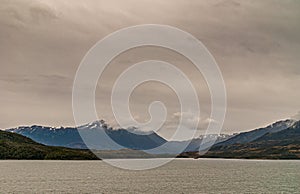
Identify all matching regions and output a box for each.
[199,120,300,159]
[216,119,295,146]
[6,121,231,154]
[6,121,167,150]
[7,125,85,148]
[0,130,98,160]
[150,134,233,154]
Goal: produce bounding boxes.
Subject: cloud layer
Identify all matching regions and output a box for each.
[0,0,300,139]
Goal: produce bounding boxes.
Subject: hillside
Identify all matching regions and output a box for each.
[0,130,98,160]
[179,120,300,159]
[215,119,295,146]
[6,120,167,150]
[0,129,173,159]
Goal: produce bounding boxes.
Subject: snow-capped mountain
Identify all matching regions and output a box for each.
[215,119,296,146]
[6,120,167,150]
[7,119,297,155]
[199,120,300,159]
[6,120,232,154]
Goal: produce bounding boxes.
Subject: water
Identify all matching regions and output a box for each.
[0,159,299,193]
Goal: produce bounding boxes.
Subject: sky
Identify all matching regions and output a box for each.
[0,0,300,139]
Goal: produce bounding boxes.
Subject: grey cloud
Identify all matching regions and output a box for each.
[0,0,299,139]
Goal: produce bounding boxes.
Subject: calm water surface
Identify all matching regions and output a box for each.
[0,159,299,193]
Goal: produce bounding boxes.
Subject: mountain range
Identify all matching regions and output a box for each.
[6,120,231,154]
[179,119,300,159]
[4,118,300,159]
[6,120,166,151]
[0,129,172,159]
[216,119,295,146]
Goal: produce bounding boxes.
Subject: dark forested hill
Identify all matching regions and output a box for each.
[0,130,98,160]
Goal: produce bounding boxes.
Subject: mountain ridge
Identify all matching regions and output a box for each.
[215,119,295,146]
[6,120,167,151]
[6,118,300,158]
[178,120,300,159]
[5,120,232,154]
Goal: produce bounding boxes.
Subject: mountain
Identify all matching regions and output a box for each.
[6,120,232,154]
[5,118,300,159]
[6,120,167,151]
[7,125,86,148]
[0,129,172,159]
[0,129,98,160]
[215,119,295,146]
[179,120,300,159]
[149,134,233,154]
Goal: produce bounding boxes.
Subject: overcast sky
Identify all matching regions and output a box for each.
[0,0,300,139]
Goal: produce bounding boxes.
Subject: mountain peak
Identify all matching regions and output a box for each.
[79,120,109,130]
[216,119,299,147]
[6,121,167,150]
